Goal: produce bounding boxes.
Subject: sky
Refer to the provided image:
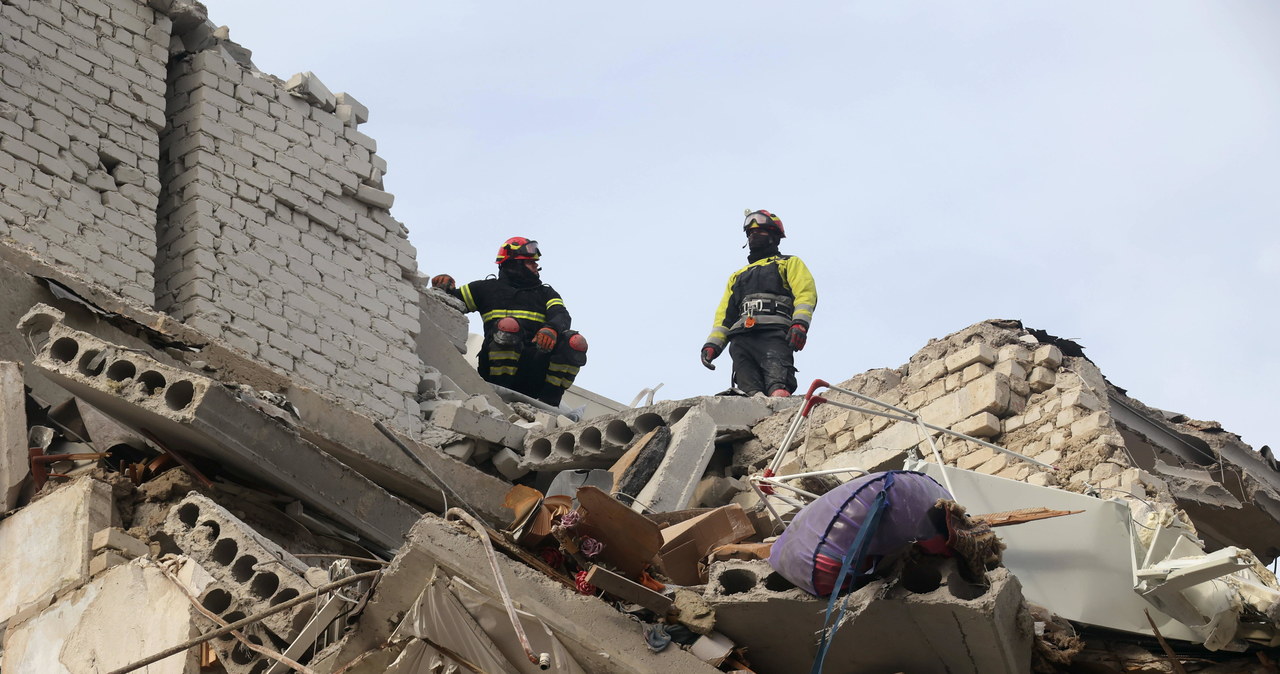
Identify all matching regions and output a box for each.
[205,1,1278,451]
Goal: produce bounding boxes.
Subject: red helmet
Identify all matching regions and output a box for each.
[495,237,541,265]
[743,210,785,238]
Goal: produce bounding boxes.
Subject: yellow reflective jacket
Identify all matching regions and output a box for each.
[705,254,817,349]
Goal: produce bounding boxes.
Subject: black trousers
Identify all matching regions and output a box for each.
[728,329,796,395]
[478,329,586,406]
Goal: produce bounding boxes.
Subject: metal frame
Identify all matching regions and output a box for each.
[752,378,1057,520]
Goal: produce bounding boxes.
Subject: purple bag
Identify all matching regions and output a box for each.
[768,471,951,596]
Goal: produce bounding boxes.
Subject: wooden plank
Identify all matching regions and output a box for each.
[586,565,673,615]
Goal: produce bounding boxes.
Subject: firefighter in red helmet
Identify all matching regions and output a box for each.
[431,237,587,407]
[701,210,817,396]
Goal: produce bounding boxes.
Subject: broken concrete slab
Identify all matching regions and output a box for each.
[315,514,721,674]
[161,493,313,642]
[1,361,25,511]
[431,400,524,448]
[1,561,200,674]
[0,477,114,625]
[705,560,1033,674]
[31,320,420,552]
[287,384,513,527]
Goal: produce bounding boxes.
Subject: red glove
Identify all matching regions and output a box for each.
[700,343,721,370]
[533,327,558,352]
[788,324,807,351]
[430,274,455,291]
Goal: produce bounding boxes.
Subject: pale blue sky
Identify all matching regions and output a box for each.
[208,1,1278,450]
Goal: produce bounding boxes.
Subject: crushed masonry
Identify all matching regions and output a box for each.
[0,2,1277,672]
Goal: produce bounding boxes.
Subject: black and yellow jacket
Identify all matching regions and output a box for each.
[705,254,816,349]
[446,271,571,338]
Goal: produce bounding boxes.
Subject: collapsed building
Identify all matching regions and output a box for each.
[1,1,1278,672]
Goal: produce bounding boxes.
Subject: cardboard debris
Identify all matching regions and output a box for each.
[657,505,756,586]
[707,542,773,564]
[576,486,662,580]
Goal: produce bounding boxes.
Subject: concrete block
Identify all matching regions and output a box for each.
[960,363,991,384]
[442,438,479,463]
[906,359,947,388]
[0,478,114,624]
[993,360,1026,380]
[88,550,128,575]
[0,562,201,674]
[335,92,370,124]
[975,454,1009,475]
[997,344,1031,364]
[1028,366,1055,393]
[632,406,719,513]
[1062,388,1101,413]
[1,361,25,511]
[945,343,996,373]
[953,412,1001,438]
[1033,344,1063,370]
[1092,461,1124,482]
[958,448,994,471]
[353,184,394,209]
[431,402,511,445]
[957,372,1011,419]
[492,447,529,480]
[91,527,149,558]
[823,410,851,439]
[284,71,336,112]
[1070,411,1111,439]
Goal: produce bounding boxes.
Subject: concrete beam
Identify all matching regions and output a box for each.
[632,406,719,513]
[1,361,25,511]
[31,321,419,552]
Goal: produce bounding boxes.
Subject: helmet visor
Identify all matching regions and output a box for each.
[513,240,540,259]
[743,211,777,231]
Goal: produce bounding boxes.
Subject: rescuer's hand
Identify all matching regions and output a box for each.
[430,274,456,291]
[701,344,721,370]
[533,327,558,352]
[788,324,807,351]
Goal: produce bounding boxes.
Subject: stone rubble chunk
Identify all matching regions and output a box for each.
[285,71,337,112]
[91,527,149,559]
[945,343,997,373]
[354,184,394,209]
[1033,344,1063,370]
[953,412,1001,438]
[335,92,369,124]
[1028,366,1056,393]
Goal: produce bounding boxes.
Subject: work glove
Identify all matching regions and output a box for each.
[533,327,558,352]
[430,274,455,291]
[788,324,807,351]
[700,343,721,370]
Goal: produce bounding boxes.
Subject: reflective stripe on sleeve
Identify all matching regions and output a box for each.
[481,309,547,322]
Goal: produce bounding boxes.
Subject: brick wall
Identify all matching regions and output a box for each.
[803,321,1148,502]
[0,0,169,305]
[155,45,423,430]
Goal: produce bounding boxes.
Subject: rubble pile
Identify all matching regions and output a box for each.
[2,1,1279,672]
